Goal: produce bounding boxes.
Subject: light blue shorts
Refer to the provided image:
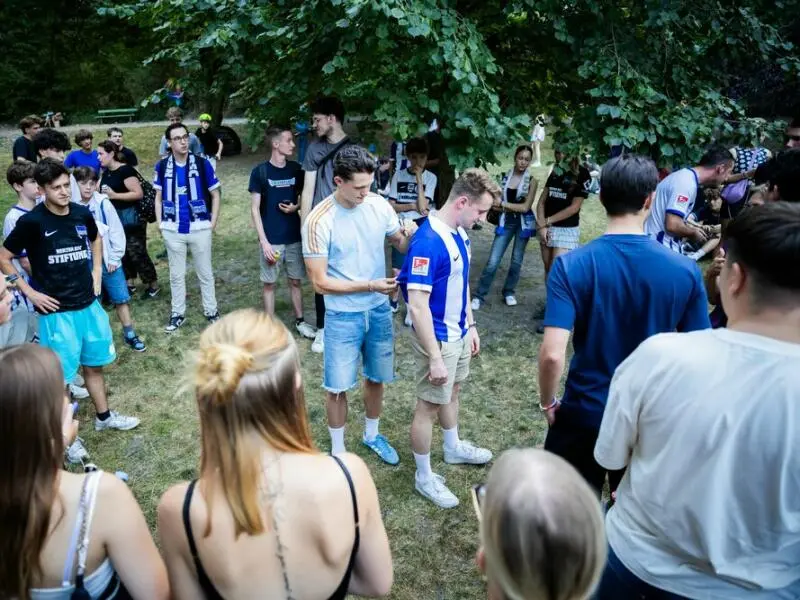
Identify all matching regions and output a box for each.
[39,300,116,383]
[323,302,395,393]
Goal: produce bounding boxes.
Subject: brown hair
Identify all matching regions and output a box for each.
[6,162,35,187]
[193,309,316,537]
[481,449,606,600]
[18,115,43,133]
[0,345,66,599]
[166,107,183,120]
[447,167,502,204]
[97,140,123,163]
[73,129,93,145]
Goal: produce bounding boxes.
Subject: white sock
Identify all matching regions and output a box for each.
[414,452,432,480]
[364,417,380,442]
[442,426,459,450]
[329,426,346,455]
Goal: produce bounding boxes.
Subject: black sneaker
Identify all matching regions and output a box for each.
[165,314,186,333]
[142,287,160,300]
[206,311,221,324]
[127,284,138,295]
[124,334,147,352]
[536,323,545,334]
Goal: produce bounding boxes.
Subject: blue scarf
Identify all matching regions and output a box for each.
[497,168,535,238]
[159,153,210,225]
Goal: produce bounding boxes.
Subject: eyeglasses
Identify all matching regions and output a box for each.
[170,135,190,143]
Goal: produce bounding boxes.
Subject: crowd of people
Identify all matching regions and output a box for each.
[0,101,798,599]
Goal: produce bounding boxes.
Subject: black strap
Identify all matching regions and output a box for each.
[318,137,351,171]
[328,455,360,600]
[182,480,224,600]
[331,455,359,528]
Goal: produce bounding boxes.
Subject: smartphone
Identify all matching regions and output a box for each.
[470,483,486,520]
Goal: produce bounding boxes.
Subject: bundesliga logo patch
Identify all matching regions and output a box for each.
[676,195,689,204]
[411,256,430,276]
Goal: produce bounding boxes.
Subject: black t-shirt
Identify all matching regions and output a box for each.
[100,164,139,211]
[3,202,98,312]
[119,146,139,167]
[195,128,220,156]
[248,160,303,245]
[12,136,37,163]
[543,167,591,228]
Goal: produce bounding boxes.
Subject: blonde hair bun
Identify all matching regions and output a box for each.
[197,343,254,404]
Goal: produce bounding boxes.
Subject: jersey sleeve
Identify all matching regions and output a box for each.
[576,168,591,198]
[203,158,221,191]
[302,206,331,259]
[665,178,696,219]
[127,149,139,167]
[678,265,712,332]
[247,166,261,195]
[383,199,401,237]
[302,146,320,172]
[542,257,576,330]
[3,215,34,257]
[152,160,164,191]
[404,237,440,293]
[425,171,438,200]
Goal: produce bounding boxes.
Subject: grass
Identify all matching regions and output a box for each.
[0,126,606,599]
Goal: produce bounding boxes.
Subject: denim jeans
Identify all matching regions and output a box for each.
[475,221,529,300]
[594,546,690,600]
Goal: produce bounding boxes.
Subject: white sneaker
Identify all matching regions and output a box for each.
[444,440,493,465]
[415,472,459,508]
[311,328,325,353]
[295,320,317,339]
[69,383,90,399]
[73,373,85,387]
[471,298,481,311]
[65,438,89,464]
[95,411,140,432]
[404,312,413,327]
[504,295,518,307]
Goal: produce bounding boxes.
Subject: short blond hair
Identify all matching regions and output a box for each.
[481,449,606,600]
[447,167,502,204]
[166,106,183,120]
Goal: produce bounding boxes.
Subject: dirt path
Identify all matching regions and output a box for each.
[0,117,247,140]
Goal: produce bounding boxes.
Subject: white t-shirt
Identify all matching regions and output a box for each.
[3,205,36,313]
[644,168,699,253]
[302,192,400,312]
[595,329,800,599]
[389,168,437,221]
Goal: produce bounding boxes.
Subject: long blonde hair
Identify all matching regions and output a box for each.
[481,449,606,600]
[193,309,316,537]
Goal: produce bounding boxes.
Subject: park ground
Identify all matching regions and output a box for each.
[0,126,607,600]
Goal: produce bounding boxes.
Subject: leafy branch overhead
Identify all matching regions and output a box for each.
[103,0,800,168]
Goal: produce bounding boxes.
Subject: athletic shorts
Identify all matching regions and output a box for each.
[259,242,305,284]
[102,264,131,305]
[323,302,395,393]
[411,334,471,405]
[39,300,116,383]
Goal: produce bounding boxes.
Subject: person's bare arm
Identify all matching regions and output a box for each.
[407,289,448,385]
[104,176,142,202]
[502,178,539,214]
[300,171,316,223]
[209,188,221,230]
[102,475,170,599]
[154,189,163,230]
[415,171,429,215]
[545,196,585,226]
[157,484,208,600]
[538,327,571,424]
[305,257,395,296]
[90,235,102,296]
[666,213,707,243]
[215,139,224,160]
[341,454,393,597]
[386,225,415,254]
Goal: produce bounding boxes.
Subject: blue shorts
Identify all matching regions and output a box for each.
[102,264,130,305]
[39,300,116,383]
[323,302,395,393]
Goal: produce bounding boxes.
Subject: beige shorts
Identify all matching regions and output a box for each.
[411,334,471,405]
[259,241,305,283]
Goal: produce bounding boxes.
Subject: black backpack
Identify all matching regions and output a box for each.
[134,171,157,224]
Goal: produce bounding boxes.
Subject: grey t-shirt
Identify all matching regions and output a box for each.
[303,139,348,208]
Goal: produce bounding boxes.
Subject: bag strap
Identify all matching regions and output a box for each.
[72,471,103,587]
[318,137,351,170]
[99,199,108,226]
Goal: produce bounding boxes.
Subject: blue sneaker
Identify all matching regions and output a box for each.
[362,434,400,465]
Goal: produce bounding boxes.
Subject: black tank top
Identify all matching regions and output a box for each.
[181,454,360,600]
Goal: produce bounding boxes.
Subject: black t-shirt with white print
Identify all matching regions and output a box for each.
[3,202,98,312]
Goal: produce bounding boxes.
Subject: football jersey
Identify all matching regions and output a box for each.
[644,168,699,253]
[389,168,437,220]
[2,205,36,313]
[398,214,470,342]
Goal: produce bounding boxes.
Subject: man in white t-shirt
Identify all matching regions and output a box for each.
[594,202,800,599]
[644,146,733,253]
[302,145,417,465]
[388,136,437,324]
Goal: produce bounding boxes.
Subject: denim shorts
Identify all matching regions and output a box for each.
[102,264,131,305]
[323,302,395,393]
[39,300,116,383]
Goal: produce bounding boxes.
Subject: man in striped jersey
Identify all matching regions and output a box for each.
[398,168,500,508]
[302,145,416,465]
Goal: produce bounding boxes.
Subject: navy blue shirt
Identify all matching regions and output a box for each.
[544,234,711,428]
[248,160,303,245]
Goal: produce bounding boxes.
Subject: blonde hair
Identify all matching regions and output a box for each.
[481,449,606,600]
[193,309,315,538]
[447,167,502,204]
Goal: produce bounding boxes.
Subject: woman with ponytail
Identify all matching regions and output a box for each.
[0,344,168,599]
[157,309,393,599]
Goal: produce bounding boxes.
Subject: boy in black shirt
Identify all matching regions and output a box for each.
[12,115,42,163]
[0,160,140,462]
[196,113,223,170]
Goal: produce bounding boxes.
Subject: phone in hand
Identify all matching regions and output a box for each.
[470,483,486,520]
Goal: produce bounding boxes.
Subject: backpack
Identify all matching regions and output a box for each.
[134,171,157,224]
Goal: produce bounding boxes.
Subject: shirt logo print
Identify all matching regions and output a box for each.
[45,230,57,237]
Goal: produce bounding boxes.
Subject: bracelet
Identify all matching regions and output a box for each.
[539,397,560,411]
[468,322,477,329]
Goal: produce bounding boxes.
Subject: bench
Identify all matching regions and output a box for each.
[95,108,138,123]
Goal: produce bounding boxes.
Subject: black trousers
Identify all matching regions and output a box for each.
[544,415,625,498]
[121,224,158,285]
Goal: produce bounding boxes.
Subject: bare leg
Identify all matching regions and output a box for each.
[326,391,348,428]
[438,383,460,430]
[287,278,304,319]
[262,282,275,315]
[83,366,109,414]
[114,303,133,328]
[363,379,383,419]
[411,399,440,454]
